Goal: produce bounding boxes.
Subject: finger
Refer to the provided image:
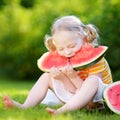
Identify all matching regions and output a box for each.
[65,63,71,72]
[68,64,73,71]
[61,65,67,73]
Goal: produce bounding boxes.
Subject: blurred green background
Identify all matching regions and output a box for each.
[0,0,120,81]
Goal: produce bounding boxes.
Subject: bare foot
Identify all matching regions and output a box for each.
[46,108,56,115]
[3,95,14,108]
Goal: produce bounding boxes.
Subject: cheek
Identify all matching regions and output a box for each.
[75,44,82,51]
[57,50,64,56]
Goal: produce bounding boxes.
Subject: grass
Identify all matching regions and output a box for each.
[0,77,120,120]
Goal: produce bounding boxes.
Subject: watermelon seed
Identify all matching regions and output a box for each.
[116,93,120,96]
[110,89,113,91]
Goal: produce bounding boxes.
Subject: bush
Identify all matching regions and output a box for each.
[91,1,120,81]
[0,0,119,80]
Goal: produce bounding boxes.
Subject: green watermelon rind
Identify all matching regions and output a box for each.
[37,52,52,72]
[103,81,120,115]
[37,46,108,72]
[72,46,108,70]
[74,52,106,70]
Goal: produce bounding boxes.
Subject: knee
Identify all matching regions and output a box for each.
[35,73,51,88]
[38,72,50,82]
[86,75,100,85]
[40,72,50,78]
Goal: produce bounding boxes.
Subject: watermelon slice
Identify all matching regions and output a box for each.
[103,81,120,115]
[37,45,108,72]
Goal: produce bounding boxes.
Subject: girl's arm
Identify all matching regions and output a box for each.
[61,64,83,89]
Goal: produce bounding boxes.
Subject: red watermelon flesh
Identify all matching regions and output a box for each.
[70,45,107,69]
[37,45,108,72]
[40,52,67,69]
[104,81,120,114]
[107,84,120,110]
[37,51,68,72]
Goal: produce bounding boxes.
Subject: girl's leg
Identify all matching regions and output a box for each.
[4,73,51,109]
[46,75,99,114]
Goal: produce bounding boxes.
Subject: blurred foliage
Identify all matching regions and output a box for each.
[0,0,120,81]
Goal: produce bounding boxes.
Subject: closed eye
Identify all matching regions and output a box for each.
[58,47,64,51]
[67,43,76,48]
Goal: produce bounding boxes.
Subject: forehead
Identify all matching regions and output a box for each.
[53,31,78,45]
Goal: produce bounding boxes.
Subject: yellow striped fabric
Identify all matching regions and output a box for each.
[77,57,112,84]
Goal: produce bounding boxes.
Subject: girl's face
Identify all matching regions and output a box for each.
[53,31,85,57]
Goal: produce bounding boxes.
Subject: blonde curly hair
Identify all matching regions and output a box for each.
[45,16,99,51]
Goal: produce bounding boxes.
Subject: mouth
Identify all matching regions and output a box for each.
[66,53,75,58]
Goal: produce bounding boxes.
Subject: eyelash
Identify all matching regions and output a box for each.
[58,48,64,51]
[68,45,75,48]
[58,44,76,51]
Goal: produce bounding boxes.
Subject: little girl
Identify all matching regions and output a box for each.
[3,15,112,114]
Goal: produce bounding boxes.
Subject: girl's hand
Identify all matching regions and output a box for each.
[50,66,61,79]
[61,63,78,79]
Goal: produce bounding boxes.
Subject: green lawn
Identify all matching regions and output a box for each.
[0,77,119,120]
